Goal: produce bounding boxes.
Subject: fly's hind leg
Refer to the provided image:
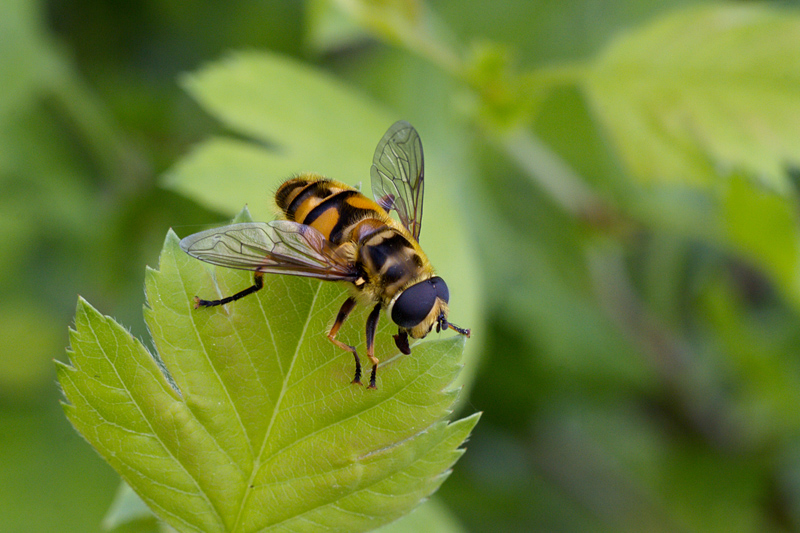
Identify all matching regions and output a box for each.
[364,303,382,389]
[328,297,363,385]
[195,272,264,308]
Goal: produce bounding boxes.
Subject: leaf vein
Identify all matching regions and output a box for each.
[178,266,256,469]
[252,420,453,532]
[231,279,325,532]
[255,342,452,472]
[82,314,226,530]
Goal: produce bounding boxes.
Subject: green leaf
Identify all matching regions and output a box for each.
[375,497,465,533]
[104,483,466,533]
[0,0,63,118]
[583,4,800,192]
[305,0,371,56]
[164,50,393,217]
[162,51,483,391]
[57,221,478,532]
[103,483,166,533]
[325,0,461,71]
[721,174,800,304]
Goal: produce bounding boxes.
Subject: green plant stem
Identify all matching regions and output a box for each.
[498,126,607,221]
[529,61,588,90]
[334,0,464,76]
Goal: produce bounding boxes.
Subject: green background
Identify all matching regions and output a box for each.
[5,0,800,531]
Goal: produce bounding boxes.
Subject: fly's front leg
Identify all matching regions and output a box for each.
[195,272,264,308]
[365,303,382,389]
[328,297,362,385]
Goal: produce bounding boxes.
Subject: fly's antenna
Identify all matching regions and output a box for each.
[438,314,471,338]
[447,322,471,338]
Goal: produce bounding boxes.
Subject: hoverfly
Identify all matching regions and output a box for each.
[180,121,470,389]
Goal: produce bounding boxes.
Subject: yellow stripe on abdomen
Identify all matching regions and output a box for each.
[307,207,340,239]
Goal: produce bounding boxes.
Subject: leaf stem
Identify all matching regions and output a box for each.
[496,126,609,222]
[529,60,589,90]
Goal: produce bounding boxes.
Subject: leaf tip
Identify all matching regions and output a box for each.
[232,205,254,222]
[73,295,100,325]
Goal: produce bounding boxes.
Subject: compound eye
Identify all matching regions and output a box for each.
[391,280,438,328]
[430,276,449,303]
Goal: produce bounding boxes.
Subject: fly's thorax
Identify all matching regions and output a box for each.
[356,227,432,301]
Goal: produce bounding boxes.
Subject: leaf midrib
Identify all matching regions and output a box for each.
[252,339,453,478]
[252,419,459,533]
[231,279,324,533]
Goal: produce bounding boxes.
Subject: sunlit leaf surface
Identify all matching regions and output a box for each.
[57,222,477,533]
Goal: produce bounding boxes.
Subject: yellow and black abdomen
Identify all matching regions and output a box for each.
[276,174,387,245]
[275,174,433,302]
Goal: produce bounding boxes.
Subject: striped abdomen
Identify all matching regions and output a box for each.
[276,174,389,245]
[275,174,432,299]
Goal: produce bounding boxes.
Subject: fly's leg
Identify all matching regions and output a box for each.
[328,297,363,385]
[195,272,264,308]
[365,303,381,389]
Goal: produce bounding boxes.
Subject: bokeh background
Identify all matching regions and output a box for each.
[5,0,800,531]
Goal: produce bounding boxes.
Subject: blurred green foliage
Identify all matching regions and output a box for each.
[4,0,800,531]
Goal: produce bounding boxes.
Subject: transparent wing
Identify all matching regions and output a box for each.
[179,221,358,281]
[370,120,425,240]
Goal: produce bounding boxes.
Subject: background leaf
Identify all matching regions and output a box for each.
[720,174,800,306]
[102,483,167,533]
[164,51,394,212]
[583,4,800,192]
[58,222,477,532]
